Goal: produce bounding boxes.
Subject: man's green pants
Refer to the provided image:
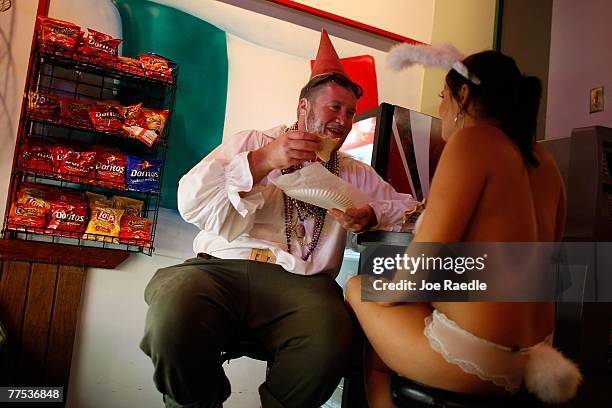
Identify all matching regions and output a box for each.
[140,257,354,408]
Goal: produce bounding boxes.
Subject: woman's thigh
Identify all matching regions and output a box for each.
[346,276,495,392]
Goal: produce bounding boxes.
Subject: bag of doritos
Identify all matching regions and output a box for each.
[46,192,88,237]
[78,28,121,59]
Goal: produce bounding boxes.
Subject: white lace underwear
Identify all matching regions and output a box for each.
[423,309,552,392]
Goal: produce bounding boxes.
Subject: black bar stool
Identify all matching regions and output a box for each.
[390,373,544,408]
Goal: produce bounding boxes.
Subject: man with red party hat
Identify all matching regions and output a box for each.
[140,30,418,408]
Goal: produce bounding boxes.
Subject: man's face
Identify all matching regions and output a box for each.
[303,82,357,148]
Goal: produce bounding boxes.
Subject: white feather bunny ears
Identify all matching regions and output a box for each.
[387,43,481,85]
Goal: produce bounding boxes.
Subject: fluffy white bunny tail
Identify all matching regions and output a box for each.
[387,43,465,71]
[524,343,582,404]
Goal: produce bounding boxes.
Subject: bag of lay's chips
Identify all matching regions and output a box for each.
[112,195,143,217]
[83,205,124,244]
[7,184,56,232]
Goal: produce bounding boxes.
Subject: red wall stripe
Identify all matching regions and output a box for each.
[265,0,425,45]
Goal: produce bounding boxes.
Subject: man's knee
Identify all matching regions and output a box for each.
[262,307,354,408]
[319,309,353,359]
[300,302,354,370]
[141,268,219,359]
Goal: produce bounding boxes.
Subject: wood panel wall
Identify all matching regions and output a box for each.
[0,260,85,406]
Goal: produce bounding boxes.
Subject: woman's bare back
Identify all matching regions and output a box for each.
[430,127,565,349]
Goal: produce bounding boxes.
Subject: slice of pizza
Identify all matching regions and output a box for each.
[315,134,340,162]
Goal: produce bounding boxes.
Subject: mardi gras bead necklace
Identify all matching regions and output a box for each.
[281,123,340,261]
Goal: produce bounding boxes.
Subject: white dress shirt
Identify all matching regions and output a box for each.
[177,125,418,276]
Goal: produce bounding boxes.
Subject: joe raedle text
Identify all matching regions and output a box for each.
[368,253,489,292]
[372,279,487,291]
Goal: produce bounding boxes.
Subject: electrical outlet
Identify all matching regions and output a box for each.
[590,86,604,113]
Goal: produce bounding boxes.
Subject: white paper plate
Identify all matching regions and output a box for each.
[284,187,354,211]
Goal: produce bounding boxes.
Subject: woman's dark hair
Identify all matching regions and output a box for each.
[446,50,542,166]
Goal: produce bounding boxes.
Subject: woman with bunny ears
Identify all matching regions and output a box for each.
[346,47,581,407]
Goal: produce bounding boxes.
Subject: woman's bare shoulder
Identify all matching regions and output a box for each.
[446,126,521,165]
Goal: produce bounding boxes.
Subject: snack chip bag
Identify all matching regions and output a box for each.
[86,191,114,209]
[55,189,86,204]
[119,216,153,247]
[78,28,121,58]
[28,91,60,116]
[7,184,54,230]
[93,146,126,188]
[139,53,173,81]
[59,97,92,123]
[59,149,97,182]
[122,125,158,147]
[126,156,161,192]
[118,56,145,76]
[19,140,54,173]
[46,198,88,237]
[83,206,124,243]
[142,108,169,134]
[116,103,144,127]
[37,16,81,50]
[112,195,143,217]
[88,104,124,131]
[50,144,71,178]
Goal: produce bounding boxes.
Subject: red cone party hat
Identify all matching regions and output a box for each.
[310,29,350,79]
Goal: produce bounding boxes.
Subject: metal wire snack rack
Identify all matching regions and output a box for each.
[2,37,178,256]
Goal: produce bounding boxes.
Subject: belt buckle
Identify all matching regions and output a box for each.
[249,248,276,264]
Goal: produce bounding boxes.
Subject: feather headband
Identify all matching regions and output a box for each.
[387,43,481,85]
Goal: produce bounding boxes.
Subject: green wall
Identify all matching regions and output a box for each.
[114,0,228,209]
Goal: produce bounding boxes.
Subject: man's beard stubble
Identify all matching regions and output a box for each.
[305,106,325,135]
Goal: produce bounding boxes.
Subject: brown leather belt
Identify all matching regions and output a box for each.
[197,249,276,264]
[197,252,216,260]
